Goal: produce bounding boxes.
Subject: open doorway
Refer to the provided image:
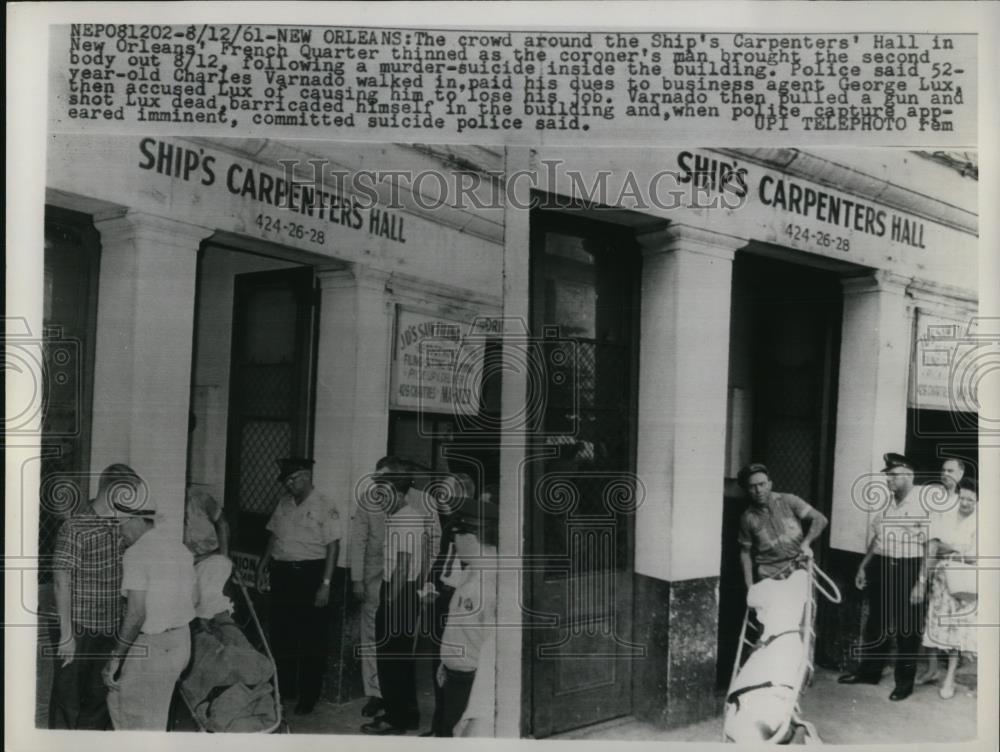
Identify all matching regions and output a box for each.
[718,248,847,687]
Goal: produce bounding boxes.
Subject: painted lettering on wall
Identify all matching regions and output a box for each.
[676,150,749,199]
[137,137,406,243]
[757,173,926,249]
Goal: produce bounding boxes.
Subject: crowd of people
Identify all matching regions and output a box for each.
[736,453,979,704]
[47,453,498,736]
[46,444,976,734]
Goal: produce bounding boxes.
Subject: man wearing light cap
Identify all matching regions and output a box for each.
[101,477,196,730]
[255,457,341,715]
[839,452,931,701]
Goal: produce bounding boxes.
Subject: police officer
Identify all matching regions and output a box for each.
[256,457,342,715]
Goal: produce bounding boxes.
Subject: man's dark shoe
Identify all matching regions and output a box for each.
[361,717,407,735]
[838,673,879,685]
[361,697,384,717]
[889,687,913,701]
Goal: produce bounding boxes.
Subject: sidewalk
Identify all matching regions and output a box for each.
[203,665,976,740]
[35,593,977,742]
[554,667,978,743]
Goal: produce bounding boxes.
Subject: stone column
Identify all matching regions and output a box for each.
[830,272,914,552]
[89,211,211,537]
[495,146,532,738]
[631,224,744,728]
[312,264,392,702]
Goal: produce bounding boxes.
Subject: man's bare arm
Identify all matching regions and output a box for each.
[53,570,75,665]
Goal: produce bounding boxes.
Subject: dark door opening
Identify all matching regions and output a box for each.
[38,207,101,572]
[526,212,641,738]
[718,251,843,688]
[905,408,978,482]
[224,266,318,554]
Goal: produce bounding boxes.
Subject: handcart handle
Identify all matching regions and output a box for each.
[809,560,842,604]
[235,577,284,733]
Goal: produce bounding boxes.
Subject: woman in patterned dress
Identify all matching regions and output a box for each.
[919,477,978,700]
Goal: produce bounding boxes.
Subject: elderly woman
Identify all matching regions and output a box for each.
[917,476,979,700]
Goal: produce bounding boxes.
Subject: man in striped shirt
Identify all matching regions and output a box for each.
[49,464,141,729]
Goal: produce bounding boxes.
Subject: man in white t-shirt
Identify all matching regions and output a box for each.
[101,487,196,730]
[361,458,436,735]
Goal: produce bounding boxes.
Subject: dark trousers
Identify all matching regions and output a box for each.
[857,555,925,690]
[269,559,331,706]
[48,626,116,729]
[376,580,420,729]
[427,588,453,735]
[437,667,476,737]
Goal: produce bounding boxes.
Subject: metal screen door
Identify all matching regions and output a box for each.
[526,212,641,738]
[224,266,317,553]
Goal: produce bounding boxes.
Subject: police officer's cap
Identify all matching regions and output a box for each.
[881,452,915,472]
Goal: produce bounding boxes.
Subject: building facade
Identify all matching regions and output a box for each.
[40,136,979,736]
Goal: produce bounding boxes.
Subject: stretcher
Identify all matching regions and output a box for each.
[723,559,842,744]
[176,573,286,733]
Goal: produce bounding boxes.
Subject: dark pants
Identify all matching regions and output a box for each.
[437,667,476,737]
[427,588,453,735]
[856,555,925,690]
[376,580,420,729]
[269,559,331,706]
[48,626,116,730]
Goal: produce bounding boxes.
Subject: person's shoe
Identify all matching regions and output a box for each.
[889,686,913,701]
[915,671,940,686]
[939,682,956,700]
[361,717,407,735]
[418,731,434,737]
[361,697,384,717]
[838,673,879,685]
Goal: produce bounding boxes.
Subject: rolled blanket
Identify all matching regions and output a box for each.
[205,682,276,732]
[181,617,274,707]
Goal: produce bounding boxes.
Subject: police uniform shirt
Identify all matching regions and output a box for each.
[267,490,343,561]
[440,565,498,672]
[869,485,932,560]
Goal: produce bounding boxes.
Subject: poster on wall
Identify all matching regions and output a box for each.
[391,307,485,416]
[910,310,978,414]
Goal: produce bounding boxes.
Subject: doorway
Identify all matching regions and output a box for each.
[38,207,101,568]
[525,211,641,738]
[223,266,318,553]
[717,249,844,687]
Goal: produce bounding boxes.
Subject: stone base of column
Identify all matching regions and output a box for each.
[633,573,721,728]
